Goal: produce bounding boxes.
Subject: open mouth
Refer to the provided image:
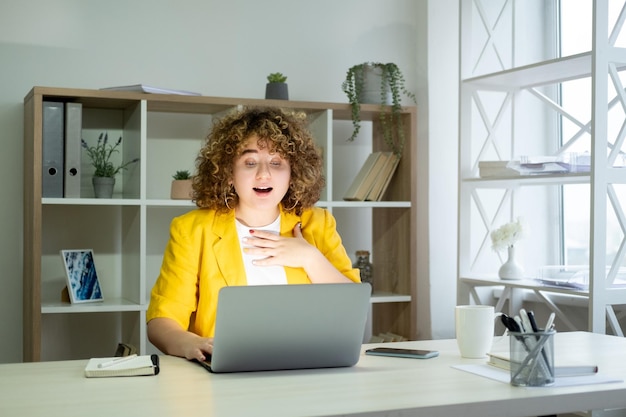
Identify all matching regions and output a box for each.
[253,187,273,194]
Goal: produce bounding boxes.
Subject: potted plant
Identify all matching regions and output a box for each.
[170,169,194,200]
[265,72,289,100]
[341,62,416,156]
[81,132,139,198]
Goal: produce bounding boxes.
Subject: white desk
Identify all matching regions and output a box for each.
[1,332,626,417]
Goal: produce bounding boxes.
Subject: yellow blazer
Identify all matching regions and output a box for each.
[147,206,360,337]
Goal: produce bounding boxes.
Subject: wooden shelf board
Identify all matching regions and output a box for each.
[371,292,411,303]
[41,297,146,314]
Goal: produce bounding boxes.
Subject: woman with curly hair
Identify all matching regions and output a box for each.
[147,107,359,362]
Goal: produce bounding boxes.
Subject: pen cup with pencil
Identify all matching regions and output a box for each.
[509,329,556,387]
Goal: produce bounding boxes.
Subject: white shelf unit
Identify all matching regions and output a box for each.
[457,0,626,335]
[23,86,417,361]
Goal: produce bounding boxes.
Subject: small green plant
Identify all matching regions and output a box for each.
[81,132,139,178]
[172,170,192,180]
[267,72,287,83]
[342,62,416,156]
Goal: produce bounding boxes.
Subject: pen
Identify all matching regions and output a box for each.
[500,313,521,332]
[519,309,533,334]
[98,354,137,369]
[526,310,552,377]
[526,310,539,332]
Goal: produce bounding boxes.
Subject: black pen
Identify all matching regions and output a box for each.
[500,313,521,333]
[526,310,540,333]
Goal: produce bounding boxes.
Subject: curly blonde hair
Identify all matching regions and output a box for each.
[192,106,324,215]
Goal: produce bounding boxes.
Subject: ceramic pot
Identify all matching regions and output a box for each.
[265,83,289,100]
[498,246,524,280]
[92,176,115,198]
[356,64,392,105]
[170,179,193,200]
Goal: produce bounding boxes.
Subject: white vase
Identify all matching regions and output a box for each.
[498,246,524,280]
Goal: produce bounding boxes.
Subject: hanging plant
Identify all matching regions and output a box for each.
[342,62,416,156]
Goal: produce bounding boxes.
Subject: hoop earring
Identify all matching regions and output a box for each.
[224,185,235,210]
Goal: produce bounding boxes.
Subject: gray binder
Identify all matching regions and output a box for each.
[42,101,64,198]
[64,103,82,198]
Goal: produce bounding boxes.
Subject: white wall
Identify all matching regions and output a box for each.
[417,0,459,339]
[0,0,460,362]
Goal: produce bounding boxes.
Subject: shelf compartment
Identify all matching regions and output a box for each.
[145,111,209,200]
[41,205,142,305]
[40,311,142,361]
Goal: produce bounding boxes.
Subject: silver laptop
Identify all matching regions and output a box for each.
[198,283,371,373]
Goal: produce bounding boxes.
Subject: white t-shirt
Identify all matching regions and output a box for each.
[235,215,288,286]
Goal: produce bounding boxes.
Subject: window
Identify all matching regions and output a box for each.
[560,0,626,267]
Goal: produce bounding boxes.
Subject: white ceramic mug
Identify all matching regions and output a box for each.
[455,305,495,358]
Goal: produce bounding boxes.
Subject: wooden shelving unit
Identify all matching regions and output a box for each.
[23,86,417,361]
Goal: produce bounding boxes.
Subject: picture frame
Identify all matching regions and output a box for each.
[60,249,103,303]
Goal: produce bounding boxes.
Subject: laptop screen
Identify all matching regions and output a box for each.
[204,283,371,373]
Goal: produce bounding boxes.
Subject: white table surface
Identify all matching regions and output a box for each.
[2,331,626,417]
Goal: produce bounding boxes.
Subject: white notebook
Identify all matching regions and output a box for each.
[84,354,159,378]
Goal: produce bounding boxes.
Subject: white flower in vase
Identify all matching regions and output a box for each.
[491,217,528,280]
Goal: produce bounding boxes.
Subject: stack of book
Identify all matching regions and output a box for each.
[487,352,598,377]
[343,152,401,201]
[478,158,573,178]
[478,161,521,178]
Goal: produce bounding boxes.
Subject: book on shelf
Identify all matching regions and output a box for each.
[343,152,386,201]
[84,354,160,378]
[487,352,598,377]
[478,161,521,178]
[479,158,575,178]
[100,84,201,96]
[365,152,400,201]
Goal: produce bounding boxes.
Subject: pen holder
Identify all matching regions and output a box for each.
[509,330,556,387]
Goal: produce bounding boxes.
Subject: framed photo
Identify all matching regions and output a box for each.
[60,249,103,303]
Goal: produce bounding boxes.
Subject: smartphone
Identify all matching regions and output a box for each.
[365,347,439,359]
